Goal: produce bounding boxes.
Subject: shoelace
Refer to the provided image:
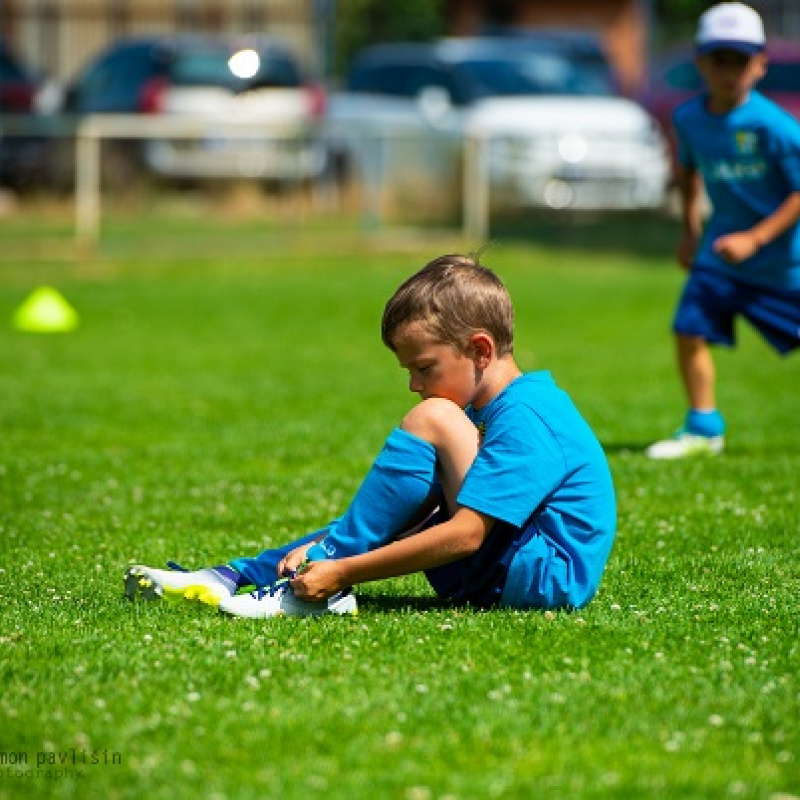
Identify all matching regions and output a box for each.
[252,571,297,601]
[166,561,189,572]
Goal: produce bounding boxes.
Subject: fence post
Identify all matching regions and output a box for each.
[359,134,386,232]
[75,119,101,252]
[463,132,489,243]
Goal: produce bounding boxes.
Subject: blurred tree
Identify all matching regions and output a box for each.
[333,0,446,78]
[656,0,714,30]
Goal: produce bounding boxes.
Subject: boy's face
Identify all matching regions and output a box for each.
[391,323,483,409]
[696,48,767,110]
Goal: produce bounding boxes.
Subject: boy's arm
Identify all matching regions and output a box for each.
[676,164,705,270]
[713,191,800,264]
[289,507,493,601]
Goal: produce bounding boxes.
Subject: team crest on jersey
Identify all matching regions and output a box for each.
[734,130,759,156]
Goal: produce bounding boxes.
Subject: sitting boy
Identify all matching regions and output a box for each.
[125,255,617,616]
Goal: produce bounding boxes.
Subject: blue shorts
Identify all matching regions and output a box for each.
[673,268,800,354]
[423,507,535,609]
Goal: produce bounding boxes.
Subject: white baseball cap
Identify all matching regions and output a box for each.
[696,2,766,55]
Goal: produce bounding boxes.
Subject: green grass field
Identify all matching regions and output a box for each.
[1,211,798,800]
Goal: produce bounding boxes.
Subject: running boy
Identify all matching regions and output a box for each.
[647,2,800,459]
[125,255,616,616]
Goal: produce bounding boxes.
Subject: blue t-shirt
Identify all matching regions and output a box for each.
[458,372,616,609]
[673,90,800,289]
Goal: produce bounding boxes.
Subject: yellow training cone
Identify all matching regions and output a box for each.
[13,286,79,333]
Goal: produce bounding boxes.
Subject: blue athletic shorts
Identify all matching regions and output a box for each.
[673,268,800,354]
[422,506,535,609]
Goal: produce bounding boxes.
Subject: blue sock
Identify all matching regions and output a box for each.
[306,427,438,561]
[229,529,326,588]
[685,409,725,437]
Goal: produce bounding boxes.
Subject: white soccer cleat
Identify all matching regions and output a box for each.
[646,431,724,460]
[124,564,237,607]
[218,580,357,619]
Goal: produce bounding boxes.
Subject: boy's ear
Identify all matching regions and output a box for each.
[470,332,495,366]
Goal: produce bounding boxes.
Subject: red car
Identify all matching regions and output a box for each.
[641,40,800,175]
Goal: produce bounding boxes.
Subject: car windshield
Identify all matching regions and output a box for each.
[759,61,800,92]
[170,46,301,90]
[457,52,614,97]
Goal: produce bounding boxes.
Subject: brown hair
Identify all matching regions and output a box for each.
[381,254,514,356]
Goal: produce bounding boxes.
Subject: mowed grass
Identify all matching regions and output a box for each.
[0,213,798,800]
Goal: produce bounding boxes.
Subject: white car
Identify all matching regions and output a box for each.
[41,34,328,187]
[326,37,670,211]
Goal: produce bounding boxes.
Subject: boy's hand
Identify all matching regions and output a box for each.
[290,559,347,601]
[712,231,759,264]
[278,543,314,577]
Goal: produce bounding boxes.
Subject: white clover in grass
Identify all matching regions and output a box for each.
[245,675,259,689]
[384,731,403,746]
[74,732,90,748]
[610,603,621,611]
[776,751,793,763]
[415,684,429,694]
[187,692,201,702]
[544,611,555,621]
[709,714,724,727]
[405,787,431,800]
[259,668,271,679]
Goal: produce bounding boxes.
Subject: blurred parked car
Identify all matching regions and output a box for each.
[40,34,327,189]
[480,27,621,91]
[0,40,43,189]
[326,37,670,211]
[642,41,800,175]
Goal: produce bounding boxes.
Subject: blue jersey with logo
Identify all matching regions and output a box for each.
[458,372,616,609]
[673,90,800,289]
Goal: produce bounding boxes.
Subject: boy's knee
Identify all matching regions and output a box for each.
[400,398,468,446]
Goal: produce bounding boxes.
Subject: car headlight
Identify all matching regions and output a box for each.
[557,133,588,164]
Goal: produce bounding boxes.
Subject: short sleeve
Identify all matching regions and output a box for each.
[457,405,566,528]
